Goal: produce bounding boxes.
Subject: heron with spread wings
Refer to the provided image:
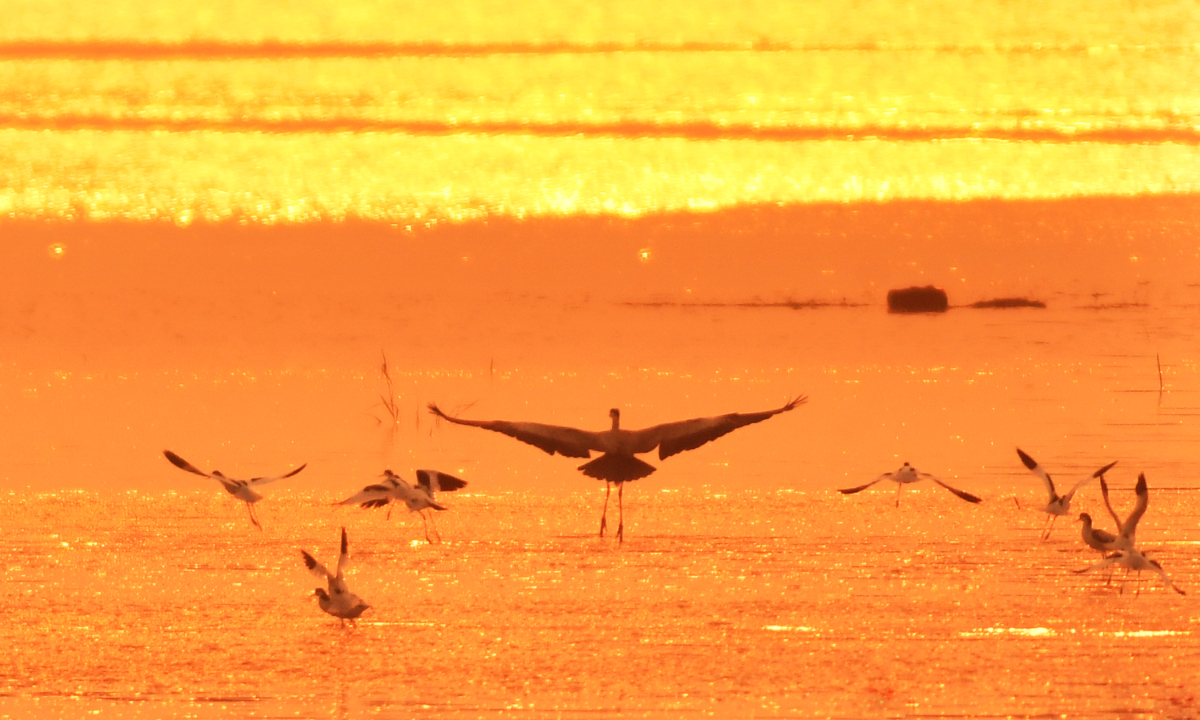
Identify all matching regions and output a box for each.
[428,396,805,542]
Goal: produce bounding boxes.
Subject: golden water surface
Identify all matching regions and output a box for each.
[3,0,1200,717]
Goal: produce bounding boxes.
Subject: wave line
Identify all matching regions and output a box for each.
[0,113,1195,144]
[0,39,1195,60]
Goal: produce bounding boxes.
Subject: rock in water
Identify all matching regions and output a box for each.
[887,285,949,313]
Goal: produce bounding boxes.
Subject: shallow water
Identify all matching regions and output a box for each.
[3,0,1200,715]
[3,488,1198,719]
[4,288,1200,718]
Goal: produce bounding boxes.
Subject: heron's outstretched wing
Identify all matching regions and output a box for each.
[416,469,468,495]
[429,403,601,458]
[640,396,806,460]
[247,463,307,487]
[164,450,212,478]
[1016,448,1057,500]
[838,475,888,495]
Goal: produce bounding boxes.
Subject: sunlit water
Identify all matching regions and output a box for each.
[3,0,1200,716]
[3,487,1198,719]
[4,295,1200,718]
[2,0,1199,222]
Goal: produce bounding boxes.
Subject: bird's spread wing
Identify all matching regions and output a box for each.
[839,475,887,495]
[416,469,468,495]
[1148,559,1185,595]
[1120,473,1149,540]
[429,403,600,458]
[930,477,983,504]
[1099,476,1124,532]
[338,482,396,507]
[301,550,332,582]
[1062,473,1098,501]
[248,463,307,487]
[643,396,806,460]
[164,450,212,478]
[1016,448,1056,499]
[1060,460,1115,500]
[1072,556,1118,575]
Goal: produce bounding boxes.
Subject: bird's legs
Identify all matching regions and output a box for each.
[420,511,440,543]
[1040,514,1057,541]
[246,502,262,530]
[894,482,902,508]
[616,482,625,544]
[599,482,611,537]
[426,510,442,543]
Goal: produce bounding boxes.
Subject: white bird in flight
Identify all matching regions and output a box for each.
[1100,472,1148,552]
[838,462,982,507]
[1016,448,1116,540]
[337,469,468,543]
[1080,472,1148,554]
[163,449,306,530]
[1073,546,1185,596]
[301,527,371,624]
[428,396,805,543]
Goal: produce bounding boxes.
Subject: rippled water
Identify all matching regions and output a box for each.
[4,289,1200,718]
[3,0,1199,716]
[2,0,1198,222]
[4,487,1198,719]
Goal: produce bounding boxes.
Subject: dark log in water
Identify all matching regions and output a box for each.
[887,285,948,313]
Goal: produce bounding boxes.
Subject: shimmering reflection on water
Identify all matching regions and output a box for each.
[3,489,1197,718]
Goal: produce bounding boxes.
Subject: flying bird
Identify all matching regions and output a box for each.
[301,527,371,624]
[1016,448,1116,540]
[337,469,467,543]
[1079,472,1152,582]
[428,396,805,542]
[1073,547,1185,596]
[1098,472,1148,552]
[838,462,982,507]
[163,449,306,529]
